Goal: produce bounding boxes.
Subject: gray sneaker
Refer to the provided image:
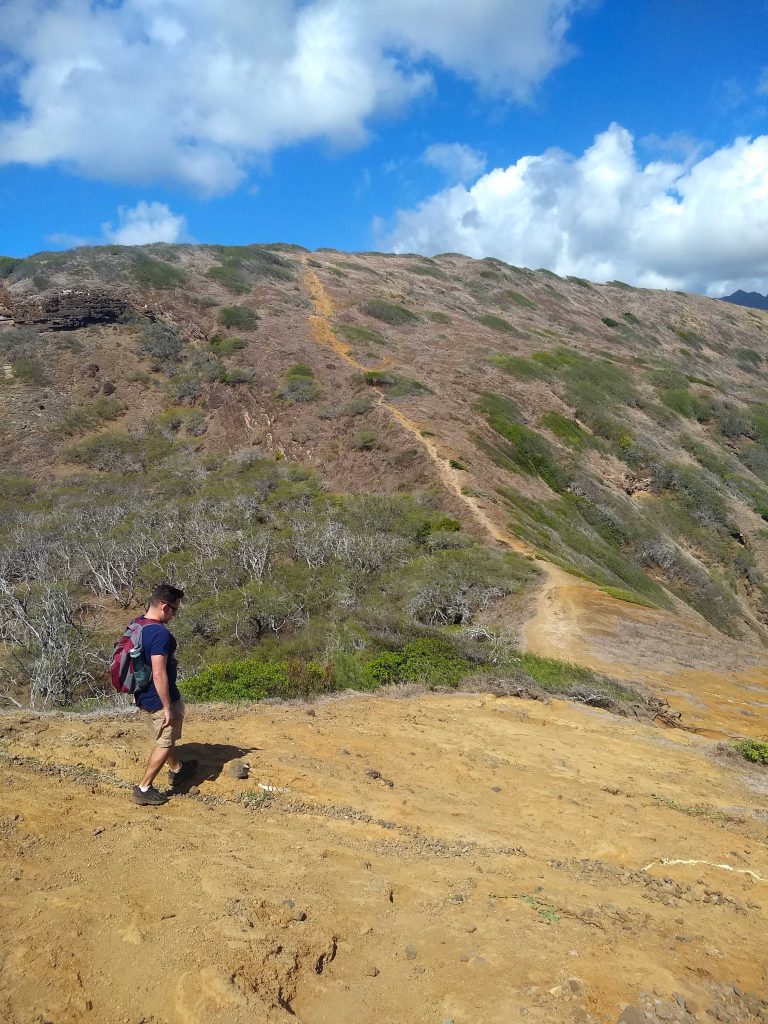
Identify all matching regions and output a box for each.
[132,785,167,806]
[168,759,198,788]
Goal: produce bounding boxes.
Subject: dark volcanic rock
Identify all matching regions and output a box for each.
[10,288,129,331]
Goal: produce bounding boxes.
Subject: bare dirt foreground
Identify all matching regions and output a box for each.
[1,692,767,1024]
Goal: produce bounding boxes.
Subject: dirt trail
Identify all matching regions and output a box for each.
[2,695,767,1024]
[302,261,542,562]
[300,262,768,737]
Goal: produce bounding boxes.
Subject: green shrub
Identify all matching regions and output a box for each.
[498,485,669,608]
[621,311,641,324]
[205,248,293,294]
[336,322,386,346]
[0,472,34,496]
[66,430,172,472]
[139,321,183,364]
[340,395,373,416]
[449,459,466,470]
[735,348,762,367]
[519,652,637,701]
[10,357,47,384]
[210,336,247,356]
[599,586,658,608]
[206,263,249,294]
[132,254,187,289]
[397,638,470,686]
[166,373,202,404]
[218,306,259,330]
[480,313,517,333]
[332,651,379,691]
[0,256,21,279]
[480,423,568,490]
[351,428,377,450]
[363,638,471,688]
[287,363,314,378]
[364,369,396,386]
[735,738,768,764]
[220,367,254,385]
[281,363,320,402]
[390,376,431,398]
[428,311,452,325]
[158,407,207,436]
[362,298,420,325]
[364,370,430,397]
[474,393,567,491]
[57,397,126,436]
[567,276,592,288]
[183,658,330,701]
[539,412,591,449]
[474,392,524,424]
[532,349,637,409]
[490,354,550,380]
[673,327,705,349]
[661,388,714,421]
[408,262,445,279]
[502,290,536,309]
[712,401,754,439]
[184,659,289,701]
[602,317,620,328]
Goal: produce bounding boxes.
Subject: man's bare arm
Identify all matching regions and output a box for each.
[150,654,175,729]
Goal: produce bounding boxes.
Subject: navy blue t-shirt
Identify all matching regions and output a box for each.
[134,621,180,712]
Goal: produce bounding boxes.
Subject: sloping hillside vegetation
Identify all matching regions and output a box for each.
[2,243,768,706]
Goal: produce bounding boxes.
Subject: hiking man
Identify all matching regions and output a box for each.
[131,583,194,806]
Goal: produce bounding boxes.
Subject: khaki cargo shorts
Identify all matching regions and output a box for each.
[144,699,185,749]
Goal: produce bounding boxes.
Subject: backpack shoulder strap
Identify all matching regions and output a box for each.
[126,616,151,645]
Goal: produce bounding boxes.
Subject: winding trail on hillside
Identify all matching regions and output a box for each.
[300,259,768,736]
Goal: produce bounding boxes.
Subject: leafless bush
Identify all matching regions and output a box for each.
[0,579,100,707]
[463,624,519,664]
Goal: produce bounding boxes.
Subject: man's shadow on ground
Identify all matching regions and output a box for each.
[171,742,258,794]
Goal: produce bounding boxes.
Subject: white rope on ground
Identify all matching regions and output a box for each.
[643,857,768,882]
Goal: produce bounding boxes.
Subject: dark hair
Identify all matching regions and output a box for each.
[147,583,185,608]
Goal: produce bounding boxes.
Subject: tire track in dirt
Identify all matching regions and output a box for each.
[300,261,768,734]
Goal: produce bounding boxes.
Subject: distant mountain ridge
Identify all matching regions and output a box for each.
[721,289,768,311]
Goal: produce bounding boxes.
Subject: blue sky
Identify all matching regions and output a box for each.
[0,0,767,295]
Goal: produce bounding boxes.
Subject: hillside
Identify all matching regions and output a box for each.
[2,244,768,1024]
[3,244,768,700]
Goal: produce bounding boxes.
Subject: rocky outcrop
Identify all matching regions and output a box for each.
[8,287,129,331]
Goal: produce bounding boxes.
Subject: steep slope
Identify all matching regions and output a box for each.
[2,244,768,715]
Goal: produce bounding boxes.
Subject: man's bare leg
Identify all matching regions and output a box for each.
[139,745,172,789]
[166,745,182,774]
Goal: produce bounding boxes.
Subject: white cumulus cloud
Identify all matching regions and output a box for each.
[422,143,487,183]
[0,0,584,194]
[385,124,768,296]
[101,201,188,246]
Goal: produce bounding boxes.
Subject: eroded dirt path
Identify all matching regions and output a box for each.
[300,262,768,737]
[1,696,767,1024]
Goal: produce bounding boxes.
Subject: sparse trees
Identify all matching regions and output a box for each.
[0,578,98,707]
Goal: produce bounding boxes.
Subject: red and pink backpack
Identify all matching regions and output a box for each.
[110,616,153,694]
